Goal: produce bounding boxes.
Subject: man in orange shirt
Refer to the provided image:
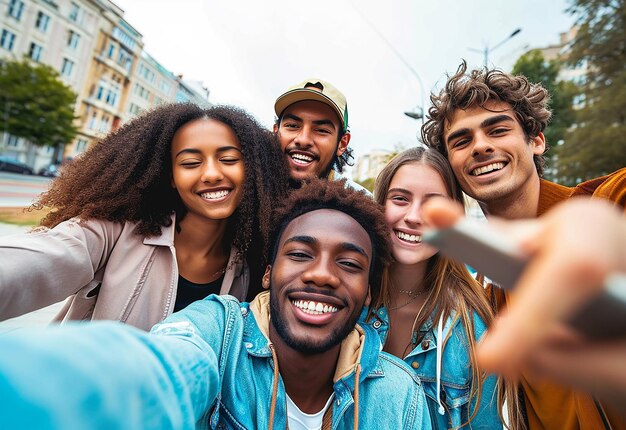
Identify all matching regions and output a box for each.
[422,60,625,430]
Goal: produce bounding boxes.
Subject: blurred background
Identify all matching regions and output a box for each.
[1,0,624,199]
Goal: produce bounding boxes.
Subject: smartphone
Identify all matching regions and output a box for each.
[423,219,626,339]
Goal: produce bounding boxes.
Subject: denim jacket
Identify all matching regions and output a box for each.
[0,292,431,430]
[360,307,502,429]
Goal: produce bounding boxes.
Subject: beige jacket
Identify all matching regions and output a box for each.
[0,215,248,331]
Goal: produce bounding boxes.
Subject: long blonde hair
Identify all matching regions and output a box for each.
[371,147,524,430]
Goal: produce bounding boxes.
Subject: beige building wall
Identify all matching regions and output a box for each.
[64,0,143,158]
[353,149,392,182]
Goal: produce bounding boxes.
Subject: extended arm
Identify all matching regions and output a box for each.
[0,218,123,319]
[0,322,218,430]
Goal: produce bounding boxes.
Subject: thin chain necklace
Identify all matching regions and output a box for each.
[389,288,425,311]
[209,265,227,279]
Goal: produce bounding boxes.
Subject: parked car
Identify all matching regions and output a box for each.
[0,156,34,175]
[38,163,60,177]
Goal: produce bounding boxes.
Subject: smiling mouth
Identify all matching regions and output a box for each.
[292,299,338,315]
[471,162,506,176]
[395,230,422,244]
[289,152,316,166]
[200,190,230,200]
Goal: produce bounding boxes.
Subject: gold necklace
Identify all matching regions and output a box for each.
[389,289,425,311]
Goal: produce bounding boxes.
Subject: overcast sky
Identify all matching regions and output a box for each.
[114,0,575,175]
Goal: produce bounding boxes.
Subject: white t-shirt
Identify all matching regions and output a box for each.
[286,393,334,430]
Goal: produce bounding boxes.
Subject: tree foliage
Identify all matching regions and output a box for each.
[512,50,578,181]
[557,0,626,183]
[355,177,375,192]
[0,58,78,149]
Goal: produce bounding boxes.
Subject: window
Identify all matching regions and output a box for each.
[67,31,80,50]
[6,134,19,147]
[133,83,150,100]
[137,63,155,83]
[88,111,97,130]
[75,138,88,153]
[0,29,16,51]
[8,0,24,21]
[68,2,80,22]
[99,115,111,133]
[112,27,136,50]
[95,78,121,108]
[35,11,50,32]
[117,47,133,72]
[29,42,43,61]
[106,42,115,58]
[61,58,74,78]
[128,103,142,116]
[159,80,171,94]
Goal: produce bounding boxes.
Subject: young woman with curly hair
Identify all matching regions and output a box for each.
[0,103,290,330]
[361,147,523,429]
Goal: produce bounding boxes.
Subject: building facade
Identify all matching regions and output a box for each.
[1,0,211,170]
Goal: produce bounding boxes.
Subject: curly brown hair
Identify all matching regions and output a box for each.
[422,60,552,176]
[34,103,290,296]
[268,178,391,303]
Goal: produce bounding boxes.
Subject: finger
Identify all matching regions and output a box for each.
[422,197,464,229]
[478,245,605,375]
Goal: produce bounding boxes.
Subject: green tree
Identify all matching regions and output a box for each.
[355,177,375,192]
[0,58,78,162]
[557,0,626,183]
[512,50,578,181]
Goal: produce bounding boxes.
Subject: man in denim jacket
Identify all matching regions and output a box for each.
[0,179,430,430]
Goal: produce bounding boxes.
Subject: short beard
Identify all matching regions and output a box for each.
[319,155,338,179]
[287,156,338,189]
[269,289,363,355]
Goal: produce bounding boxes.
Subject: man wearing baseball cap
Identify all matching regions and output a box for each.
[273,78,369,194]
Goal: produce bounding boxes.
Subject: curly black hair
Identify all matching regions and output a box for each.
[35,103,290,296]
[267,178,391,303]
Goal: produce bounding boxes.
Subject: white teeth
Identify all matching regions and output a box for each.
[471,162,505,176]
[200,190,230,199]
[290,153,314,165]
[292,299,338,315]
[396,231,422,243]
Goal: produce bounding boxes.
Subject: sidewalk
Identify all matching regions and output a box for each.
[0,222,65,334]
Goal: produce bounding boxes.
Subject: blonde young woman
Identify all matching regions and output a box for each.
[362,147,522,429]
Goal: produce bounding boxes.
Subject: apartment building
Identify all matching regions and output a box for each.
[176,76,210,107]
[353,149,392,182]
[0,0,100,169]
[125,50,177,121]
[1,0,212,168]
[63,0,143,158]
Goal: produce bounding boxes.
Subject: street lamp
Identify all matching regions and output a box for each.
[469,28,522,67]
[348,2,427,125]
[404,106,423,121]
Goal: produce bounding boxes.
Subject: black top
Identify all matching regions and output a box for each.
[174,274,224,312]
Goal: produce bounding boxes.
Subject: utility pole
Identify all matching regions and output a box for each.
[469,28,522,67]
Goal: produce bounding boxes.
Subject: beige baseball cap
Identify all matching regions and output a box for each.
[274,78,349,132]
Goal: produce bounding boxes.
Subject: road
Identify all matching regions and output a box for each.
[0,171,52,207]
[0,173,63,334]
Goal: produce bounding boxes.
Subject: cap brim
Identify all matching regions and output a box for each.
[274,89,344,128]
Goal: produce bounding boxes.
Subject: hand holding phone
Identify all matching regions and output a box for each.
[423,219,626,339]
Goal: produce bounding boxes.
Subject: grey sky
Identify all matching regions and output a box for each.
[115,0,575,172]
